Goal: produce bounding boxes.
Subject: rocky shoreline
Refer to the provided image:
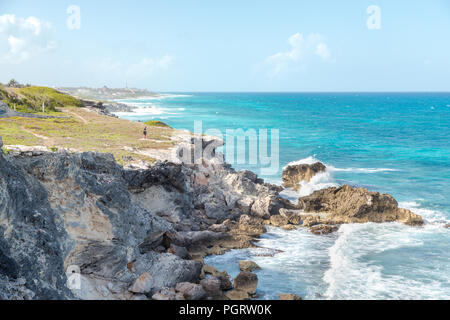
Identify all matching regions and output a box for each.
[0,132,424,300]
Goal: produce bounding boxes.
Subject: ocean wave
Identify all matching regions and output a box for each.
[284,156,398,174]
[280,156,396,201]
[113,106,169,117]
[399,201,449,225]
[323,223,450,300]
[328,167,399,173]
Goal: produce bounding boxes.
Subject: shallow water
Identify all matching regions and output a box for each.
[118,93,450,300]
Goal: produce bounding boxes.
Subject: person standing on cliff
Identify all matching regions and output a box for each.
[143,126,147,139]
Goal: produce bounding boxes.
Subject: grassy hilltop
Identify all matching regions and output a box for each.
[0,84,83,113]
[0,82,174,165]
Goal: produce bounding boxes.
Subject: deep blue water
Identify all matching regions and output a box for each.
[117,93,450,300]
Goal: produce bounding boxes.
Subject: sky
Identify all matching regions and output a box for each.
[0,0,449,92]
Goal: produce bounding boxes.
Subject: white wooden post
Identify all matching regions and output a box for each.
[42,101,45,113]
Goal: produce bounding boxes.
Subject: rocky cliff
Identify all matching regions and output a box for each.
[0,134,425,300]
[0,135,283,300]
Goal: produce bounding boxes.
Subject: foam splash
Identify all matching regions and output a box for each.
[323,223,450,300]
[399,201,449,225]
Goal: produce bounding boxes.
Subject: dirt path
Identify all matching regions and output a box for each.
[21,126,55,146]
[61,109,88,124]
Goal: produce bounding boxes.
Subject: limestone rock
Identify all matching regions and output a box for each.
[269,215,289,227]
[168,244,190,260]
[310,225,339,235]
[279,293,302,300]
[200,277,222,297]
[128,273,154,294]
[234,272,258,296]
[239,261,261,272]
[282,162,326,190]
[202,265,232,290]
[152,287,185,300]
[250,196,283,219]
[237,215,267,237]
[175,282,207,300]
[297,185,423,226]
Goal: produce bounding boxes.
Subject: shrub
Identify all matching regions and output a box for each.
[143,120,171,128]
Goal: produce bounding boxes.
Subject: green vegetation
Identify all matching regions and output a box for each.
[144,120,171,128]
[0,107,174,166]
[2,147,9,155]
[0,84,83,114]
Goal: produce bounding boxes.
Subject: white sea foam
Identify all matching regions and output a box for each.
[284,156,398,173]
[329,167,399,173]
[113,105,169,117]
[399,201,449,224]
[280,156,397,201]
[323,223,450,300]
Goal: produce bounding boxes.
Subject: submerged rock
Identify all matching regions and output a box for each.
[282,162,326,190]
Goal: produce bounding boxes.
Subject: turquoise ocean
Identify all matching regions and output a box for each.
[116,93,450,300]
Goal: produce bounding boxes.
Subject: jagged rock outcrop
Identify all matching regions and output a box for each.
[0,134,285,300]
[297,185,424,227]
[0,132,425,299]
[282,162,326,190]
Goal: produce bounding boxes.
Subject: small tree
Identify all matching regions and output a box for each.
[7,79,21,88]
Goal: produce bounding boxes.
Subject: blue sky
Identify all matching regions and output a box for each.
[1,0,449,92]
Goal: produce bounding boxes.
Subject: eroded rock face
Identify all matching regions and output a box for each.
[0,134,285,300]
[282,162,326,190]
[297,185,424,226]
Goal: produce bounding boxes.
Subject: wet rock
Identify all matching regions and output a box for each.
[237,215,267,237]
[233,272,258,296]
[207,245,228,256]
[279,208,303,225]
[175,282,207,300]
[225,289,251,300]
[279,293,302,300]
[282,162,326,190]
[268,215,289,227]
[297,185,423,226]
[239,261,261,272]
[281,224,297,231]
[310,225,339,235]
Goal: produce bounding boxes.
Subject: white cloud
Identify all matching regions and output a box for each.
[316,42,331,61]
[265,33,332,76]
[0,14,56,63]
